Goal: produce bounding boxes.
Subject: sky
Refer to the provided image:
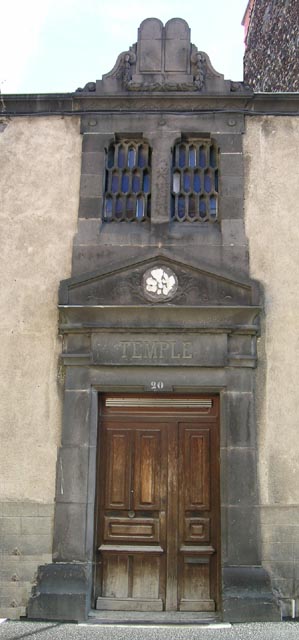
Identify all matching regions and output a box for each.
[1,0,249,95]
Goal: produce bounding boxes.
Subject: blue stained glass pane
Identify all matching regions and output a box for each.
[210,196,217,217]
[183,171,191,192]
[204,173,211,193]
[107,147,115,168]
[126,196,135,219]
[178,195,185,219]
[188,196,196,217]
[115,197,123,219]
[173,171,180,194]
[210,145,217,168]
[171,195,175,219]
[179,145,186,168]
[111,172,119,193]
[104,196,113,219]
[132,172,140,193]
[199,198,206,218]
[121,173,129,192]
[189,147,196,167]
[215,170,219,192]
[136,196,145,220]
[138,145,147,168]
[128,147,136,168]
[143,172,150,193]
[118,146,125,168]
[199,147,206,168]
[193,172,201,193]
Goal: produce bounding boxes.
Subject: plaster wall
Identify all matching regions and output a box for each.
[0,116,81,502]
[0,116,81,617]
[244,116,299,606]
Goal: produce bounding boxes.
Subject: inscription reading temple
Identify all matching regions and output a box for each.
[119,340,193,360]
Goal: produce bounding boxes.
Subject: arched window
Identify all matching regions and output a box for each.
[171,139,219,222]
[103,139,151,222]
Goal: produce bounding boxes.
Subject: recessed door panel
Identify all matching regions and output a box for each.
[134,430,161,509]
[105,430,131,509]
[183,428,210,510]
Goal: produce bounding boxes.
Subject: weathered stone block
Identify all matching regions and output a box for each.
[220,153,244,176]
[53,503,88,562]
[0,517,21,535]
[226,506,260,565]
[80,174,102,198]
[221,176,244,198]
[221,448,257,506]
[21,517,52,536]
[55,447,89,504]
[78,196,102,218]
[62,391,91,446]
[219,195,244,219]
[222,566,280,622]
[81,152,104,175]
[216,134,243,153]
[224,391,256,447]
[221,219,246,247]
[27,563,92,622]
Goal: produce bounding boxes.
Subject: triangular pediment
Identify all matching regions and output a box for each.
[59,254,258,307]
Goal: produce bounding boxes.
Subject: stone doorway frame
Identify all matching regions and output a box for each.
[28,260,278,622]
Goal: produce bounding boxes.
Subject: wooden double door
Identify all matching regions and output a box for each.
[95,394,220,612]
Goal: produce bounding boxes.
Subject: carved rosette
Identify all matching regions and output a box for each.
[142,266,178,302]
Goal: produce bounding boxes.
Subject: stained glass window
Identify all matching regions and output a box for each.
[103,140,151,222]
[171,139,219,222]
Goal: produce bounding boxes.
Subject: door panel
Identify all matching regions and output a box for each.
[95,394,220,613]
[183,428,210,510]
[134,431,161,509]
[97,420,167,611]
[178,423,218,611]
[105,430,131,509]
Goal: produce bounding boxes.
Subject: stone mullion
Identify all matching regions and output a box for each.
[150,135,172,224]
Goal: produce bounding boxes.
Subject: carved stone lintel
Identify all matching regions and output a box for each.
[124,80,201,92]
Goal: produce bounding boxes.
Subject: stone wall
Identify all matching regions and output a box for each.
[0,116,81,618]
[244,0,299,92]
[244,115,299,616]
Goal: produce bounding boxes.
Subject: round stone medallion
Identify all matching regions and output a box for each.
[142,265,178,302]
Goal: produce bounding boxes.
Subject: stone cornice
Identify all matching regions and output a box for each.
[59,305,261,334]
[1,91,299,117]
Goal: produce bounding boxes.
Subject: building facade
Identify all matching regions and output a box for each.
[1,18,299,623]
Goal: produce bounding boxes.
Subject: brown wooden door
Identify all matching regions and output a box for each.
[95,394,220,613]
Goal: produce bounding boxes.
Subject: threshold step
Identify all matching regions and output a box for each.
[87,610,220,625]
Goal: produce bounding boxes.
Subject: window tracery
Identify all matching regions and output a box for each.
[103,140,151,222]
[171,139,219,222]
